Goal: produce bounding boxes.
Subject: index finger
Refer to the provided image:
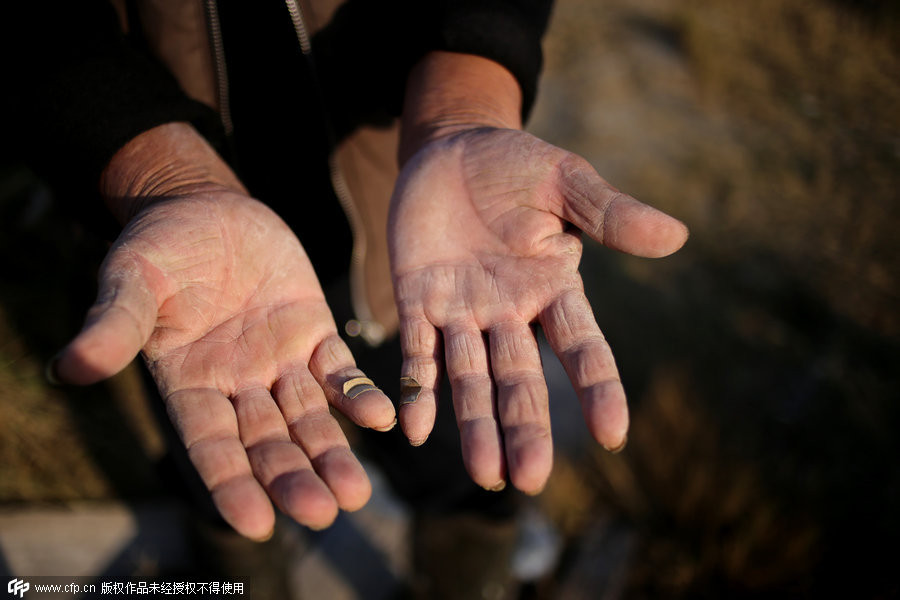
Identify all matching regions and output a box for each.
[539,289,628,452]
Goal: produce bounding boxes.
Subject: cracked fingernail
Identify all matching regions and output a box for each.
[343,376,379,399]
[484,480,506,492]
[399,376,422,406]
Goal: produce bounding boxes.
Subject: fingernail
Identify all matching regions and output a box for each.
[373,418,398,433]
[525,485,546,497]
[399,376,422,406]
[604,435,628,454]
[44,353,63,386]
[409,435,429,447]
[343,376,379,400]
[251,528,276,543]
[484,481,506,492]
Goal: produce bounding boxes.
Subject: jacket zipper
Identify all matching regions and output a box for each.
[282,0,385,346]
[203,0,233,136]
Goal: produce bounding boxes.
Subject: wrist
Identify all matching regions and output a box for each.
[99,122,246,224]
[399,51,523,165]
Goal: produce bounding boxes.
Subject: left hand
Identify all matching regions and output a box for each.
[389,127,688,494]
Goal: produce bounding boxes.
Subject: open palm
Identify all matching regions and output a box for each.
[390,128,688,493]
[55,191,396,539]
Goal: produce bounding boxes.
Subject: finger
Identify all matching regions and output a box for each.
[232,386,342,530]
[165,387,275,541]
[444,321,506,491]
[489,320,552,494]
[555,155,689,258]
[53,267,158,385]
[308,333,397,432]
[272,367,372,512]
[540,290,629,452]
[397,313,441,446]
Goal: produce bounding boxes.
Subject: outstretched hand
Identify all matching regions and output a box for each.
[52,176,396,539]
[390,127,688,493]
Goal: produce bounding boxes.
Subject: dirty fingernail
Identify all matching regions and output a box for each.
[484,481,506,492]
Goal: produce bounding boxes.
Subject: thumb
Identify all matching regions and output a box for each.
[49,267,158,385]
[555,155,689,258]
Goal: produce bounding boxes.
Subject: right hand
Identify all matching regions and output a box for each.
[51,126,396,540]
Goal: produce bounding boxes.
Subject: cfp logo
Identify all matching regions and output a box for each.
[7,579,29,599]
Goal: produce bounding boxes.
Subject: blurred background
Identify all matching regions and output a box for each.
[2,0,898,598]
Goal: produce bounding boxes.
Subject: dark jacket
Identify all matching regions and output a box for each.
[5,0,553,343]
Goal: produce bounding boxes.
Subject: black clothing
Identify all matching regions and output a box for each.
[6,0,552,201]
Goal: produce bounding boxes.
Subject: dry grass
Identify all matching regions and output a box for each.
[529,0,900,597]
[535,0,900,336]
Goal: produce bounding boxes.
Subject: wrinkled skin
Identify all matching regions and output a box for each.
[389,128,688,493]
[53,124,687,538]
[54,190,396,539]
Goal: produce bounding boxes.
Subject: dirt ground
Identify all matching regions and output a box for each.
[2,0,898,598]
